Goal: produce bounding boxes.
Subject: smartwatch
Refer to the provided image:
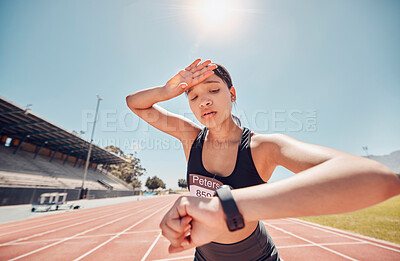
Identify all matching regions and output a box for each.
[215,185,245,232]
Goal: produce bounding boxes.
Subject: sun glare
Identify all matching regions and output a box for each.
[194,0,236,28]
[187,0,243,34]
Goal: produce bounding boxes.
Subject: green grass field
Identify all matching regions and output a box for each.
[299,195,400,244]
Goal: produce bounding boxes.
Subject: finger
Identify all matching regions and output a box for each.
[161,222,183,239]
[166,214,192,233]
[192,63,216,78]
[168,244,185,254]
[208,63,218,71]
[192,71,214,86]
[162,224,190,247]
[191,59,212,73]
[168,241,189,254]
[165,224,192,248]
[185,59,201,71]
[168,236,197,254]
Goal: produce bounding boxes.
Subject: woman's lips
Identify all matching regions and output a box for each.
[202,111,217,119]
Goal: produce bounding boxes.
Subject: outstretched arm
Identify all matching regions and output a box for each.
[243,133,400,219]
[235,154,400,221]
[160,134,400,253]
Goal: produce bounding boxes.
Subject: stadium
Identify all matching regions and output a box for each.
[0,96,140,206]
[1,0,399,259]
[0,96,399,260]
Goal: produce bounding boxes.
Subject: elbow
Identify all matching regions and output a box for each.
[373,162,400,199]
[349,156,400,200]
[125,94,151,111]
[126,94,136,110]
[382,169,400,198]
[126,95,132,108]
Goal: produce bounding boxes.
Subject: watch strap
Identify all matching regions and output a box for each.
[215,185,245,231]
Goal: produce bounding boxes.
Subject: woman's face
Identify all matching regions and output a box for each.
[187,74,235,128]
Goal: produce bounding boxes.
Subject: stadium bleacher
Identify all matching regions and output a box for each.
[0,146,129,190]
[0,96,139,205]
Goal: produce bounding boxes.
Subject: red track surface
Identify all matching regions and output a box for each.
[1,195,399,261]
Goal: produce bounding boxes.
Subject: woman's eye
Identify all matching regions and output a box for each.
[210,89,220,93]
[190,96,198,101]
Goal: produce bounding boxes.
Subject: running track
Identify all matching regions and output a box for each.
[0,195,399,261]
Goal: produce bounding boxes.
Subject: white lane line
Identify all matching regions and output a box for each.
[0,196,162,231]
[8,229,162,246]
[286,218,400,253]
[8,199,170,261]
[278,241,368,249]
[264,222,359,261]
[0,204,142,247]
[74,203,172,261]
[141,232,162,261]
[0,203,123,230]
[0,204,130,237]
[263,222,293,225]
[153,256,194,261]
[312,235,342,238]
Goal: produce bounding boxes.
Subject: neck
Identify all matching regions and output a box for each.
[207,118,242,142]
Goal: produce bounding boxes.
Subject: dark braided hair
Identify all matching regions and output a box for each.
[211,63,233,89]
[212,64,241,126]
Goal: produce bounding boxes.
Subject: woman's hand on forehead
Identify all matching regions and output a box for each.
[180,59,217,89]
[164,59,217,100]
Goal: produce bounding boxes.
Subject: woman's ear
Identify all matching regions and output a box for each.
[230,87,236,102]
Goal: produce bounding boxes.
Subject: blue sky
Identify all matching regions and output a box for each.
[1,0,399,189]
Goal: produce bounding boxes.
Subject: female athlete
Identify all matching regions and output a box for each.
[126,59,400,261]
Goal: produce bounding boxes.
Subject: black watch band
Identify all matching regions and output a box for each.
[215,185,245,232]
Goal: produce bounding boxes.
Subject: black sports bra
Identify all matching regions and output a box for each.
[186,127,265,197]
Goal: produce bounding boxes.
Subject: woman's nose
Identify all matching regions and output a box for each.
[200,97,212,108]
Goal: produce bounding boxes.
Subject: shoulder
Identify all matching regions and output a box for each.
[181,126,203,162]
[181,127,202,147]
[247,132,292,181]
[249,132,296,165]
[251,131,344,173]
[250,132,291,150]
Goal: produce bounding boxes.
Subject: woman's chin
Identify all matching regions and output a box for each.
[201,121,218,128]
[200,119,219,128]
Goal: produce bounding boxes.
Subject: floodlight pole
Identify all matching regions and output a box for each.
[362,146,369,158]
[81,94,103,195]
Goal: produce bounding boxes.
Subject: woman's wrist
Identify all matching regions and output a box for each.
[158,85,173,101]
[230,185,272,223]
[126,86,165,109]
[210,196,225,222]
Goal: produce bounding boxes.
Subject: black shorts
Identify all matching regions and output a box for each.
[194,221,281,261]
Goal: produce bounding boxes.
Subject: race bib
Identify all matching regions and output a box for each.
[189,174,224,198]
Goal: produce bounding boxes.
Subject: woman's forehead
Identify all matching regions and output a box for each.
[187,75,226,94]
[205,74,223,83]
